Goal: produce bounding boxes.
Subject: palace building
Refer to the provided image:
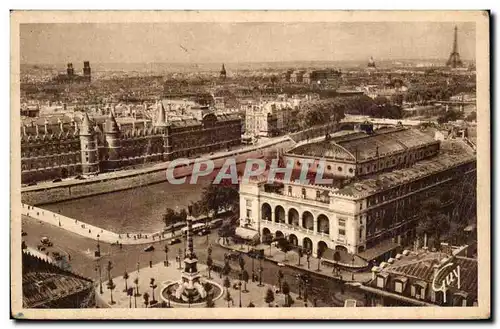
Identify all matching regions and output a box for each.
[238,124,476,264]
[20,101,242,183]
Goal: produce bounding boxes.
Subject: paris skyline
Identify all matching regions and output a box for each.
[20,21,476,65]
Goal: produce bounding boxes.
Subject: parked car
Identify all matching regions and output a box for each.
[197,229,211,236]
[168,238,182,245]
[75,175,86,180]
[143,245,155,252]
[21,230,27,237]
[277,262,286,267]
[52,178,62,183]
[40,237,53,247]
[27,182,37,186]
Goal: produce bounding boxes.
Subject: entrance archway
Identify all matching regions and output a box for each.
[335,245,348,253]
[261,203,272,221]
[303,237,313,253]
[317,241,328,258]
[262,227,272,243]
[275,205,285,223]
[317,214,330,234]
[288,234,298,246]
[288,208,299,226]
[302,211,314,230]
[275,231,284,240]
[357,246,365,253]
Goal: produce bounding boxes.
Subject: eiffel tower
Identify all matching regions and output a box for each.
[446,26,463,68]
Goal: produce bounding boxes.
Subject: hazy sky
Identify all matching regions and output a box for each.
[20,22,476,64]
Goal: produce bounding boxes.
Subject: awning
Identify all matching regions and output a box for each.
[322,248,369,268]
[235,227,259,241]
[358,241,401,262]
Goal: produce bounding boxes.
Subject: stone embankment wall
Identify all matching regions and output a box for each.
[21,138,295,206]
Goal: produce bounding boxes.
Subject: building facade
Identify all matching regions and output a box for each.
[360,247,477,307]
[21,102,242,183]
[243,100,298,138]
[238,126,476,261]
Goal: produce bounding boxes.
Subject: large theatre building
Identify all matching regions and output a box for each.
[238,125,476,265]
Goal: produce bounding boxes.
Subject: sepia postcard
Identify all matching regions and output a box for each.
[10,10,490,320]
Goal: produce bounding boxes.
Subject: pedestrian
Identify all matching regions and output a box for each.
[68,254,71,261]
[119,243,123,250]
[89,229,91,234]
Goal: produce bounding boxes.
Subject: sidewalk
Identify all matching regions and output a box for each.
[21,204,178,245]
[221,239,373,284]
[97,261,306,308]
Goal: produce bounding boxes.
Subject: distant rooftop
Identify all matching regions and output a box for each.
[287,127,438,162]
[335,140,475,198]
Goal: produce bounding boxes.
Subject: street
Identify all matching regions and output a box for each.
[22,216,365,307]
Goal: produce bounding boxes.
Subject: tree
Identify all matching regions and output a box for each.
[277,238,293,262]
[223,276,231,292]
[265,288,275,307]
[123,271,129,292]
[465,111,476,122]
[222,259,232,277]
[277,270,284,292]
[107,278,116,305]
[282,281,291,307]
[199,184,239,219]
[106,260,113,282]
[205,292,215,308]
[150,278,157,304]
[206,255,213,279]
[241,270,249,292]
[143,292,150,308]
[238,255,246,272]
[437,109,464,124]
[225,290,233,307]
[162,208,176,228]
[248,301,256,307]
[134,277,140,296]
[296,248,303,266]
[163,245,169,266]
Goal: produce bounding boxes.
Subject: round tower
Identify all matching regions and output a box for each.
[79,113,100,174]
[104,110,121,171]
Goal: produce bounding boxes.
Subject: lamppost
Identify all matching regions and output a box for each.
[177,249,182,269]
[351,256,355,281]
[251,255,255,282]
[96,234,101,257]
[258,258,264,287]
[303,275,310,307]
[296,274,302,300]
[95,261,103,294]
[137,261,140,274]
[238,280,242,308]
